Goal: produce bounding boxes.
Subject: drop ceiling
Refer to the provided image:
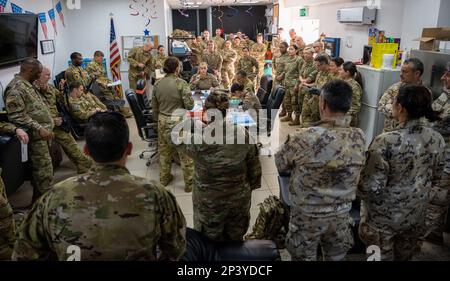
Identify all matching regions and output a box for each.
[168,0,274,9]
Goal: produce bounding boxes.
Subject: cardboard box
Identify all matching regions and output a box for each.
[415,27,450,51]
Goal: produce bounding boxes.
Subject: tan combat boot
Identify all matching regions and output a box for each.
[279,107,287,118]
[289,115,300,126]
[280,115,292,122]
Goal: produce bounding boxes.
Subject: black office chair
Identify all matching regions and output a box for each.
[125,89,158,167]
[257,75,273,108]
[182,228,280,261]
[89,82,126,112]
[54,71,66,91]
[135,79,152,111]
[63,91,87,140]
[266,85,286,136]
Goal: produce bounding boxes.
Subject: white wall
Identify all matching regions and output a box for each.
[61,0,169,91]
[400,0,442,50]
[0,0,68,109]
[438,0,450,27]
[281,0,405,61]
[164,0,173,40]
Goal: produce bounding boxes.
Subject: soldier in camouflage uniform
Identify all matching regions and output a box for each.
[271,28,285,58]
[65,52,92,88]
[190,62,220,91]
[0,123,29,260]
[230,83,262,124]
[300,55,337,127]
[152,57,194,192]
[288,29,297,46]
[4,59,54,202]
[236,47,259,87]
[86,51,132,117]
[179,91,262,241]
[213,28,225,50]
[312,41,331,61]
[188,36,204,67]
[378,58,424,132]
[244,36,255,50]
[251,34,267,87]
[339,62,363,127]
[425,62,450,243]
[275,80,366,261]
[154,45,168,70]
[273,42,291,117]
[233,37,245,71]
[235,71,255,94]
[13,112,186,261]
[293,47,316,123]
[201,40,223,80]
[68,82,106,123]
[127,42,155,91]
[358,85,447,261]
[35,67,92,174]
[221,41,238,88]
[294,36,306,53]
[281,45,304,125]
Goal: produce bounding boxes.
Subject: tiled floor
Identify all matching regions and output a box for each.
[8,115,450,261]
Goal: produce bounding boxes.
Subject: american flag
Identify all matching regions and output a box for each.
[55,1,65,27]
[110,17,123,98]
[48,8,57,35]
[38,13,48,39]
[11,2,22,13]
[0,0,8,13]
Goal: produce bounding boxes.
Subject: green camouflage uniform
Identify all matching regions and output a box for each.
[189,73,219,91]
[271,36,284,58]
[426,90,450,240]
[378,81,423,132]
[230,91,262,123]
[188,41,203,67]
[68,95,99,123]
[283,56,304,118]
[127,46,154,90]
[0,122,17,260]
[182,121,262,241]
[251,43,267,85]
[85,61,115,100]
[345,78,362,127]
[358,119,447,261]
[82,92,107,111]
[240,78,255,94]
[301,70,336,127]
[213,36,225,50]
[12,164,186,261]
[236,55,259,86]
[233,42,245,70]
[295,60,316,118]
[220,48,237,88]
[152,74,194,190]
[201,51,223,76]
[275,116,366,261]
[37,84,92,174]
[272,53,290,86]
[65,65,92,88]
[154,54,167,70]
[4,75,54,199]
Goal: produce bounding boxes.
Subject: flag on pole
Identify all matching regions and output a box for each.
[11,2,23,13]
[48,8,57,35]
[0,0,8,13]
[55,1,65,27]
[38,13,48,39]
[110,17,123,98]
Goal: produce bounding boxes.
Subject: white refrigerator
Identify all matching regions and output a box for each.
[356,65,401,146]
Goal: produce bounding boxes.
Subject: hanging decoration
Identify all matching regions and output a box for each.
[178,9,189,18]
[217,6,224,26]
[144,28,150,36]
[10,2,22,13]
[0,0,8,13]
[55,1,65,27]
[246,6,253,17]
[48,8,57,35]
[38,13,48,39]
[129,0,140,16]
[227,6,239,17]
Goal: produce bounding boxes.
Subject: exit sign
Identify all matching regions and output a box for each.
[300,7,308,17]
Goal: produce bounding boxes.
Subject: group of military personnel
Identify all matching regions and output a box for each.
[0,24,449,262]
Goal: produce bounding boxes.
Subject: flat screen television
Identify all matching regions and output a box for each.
[0,13,38,67]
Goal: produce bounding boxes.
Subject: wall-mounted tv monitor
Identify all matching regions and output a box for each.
[0,13,38,67]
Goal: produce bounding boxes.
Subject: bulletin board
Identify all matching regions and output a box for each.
[120,35,160,72]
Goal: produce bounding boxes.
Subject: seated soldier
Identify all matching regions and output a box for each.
[230,83,261,124]
[234,70,255,94]
[13,112,186,261]
[68,81,105,123]
[190,62,220,91]
[86,51,132,117]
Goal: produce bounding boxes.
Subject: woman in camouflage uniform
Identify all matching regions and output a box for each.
[339,62,363,127]
[358,85,447,261]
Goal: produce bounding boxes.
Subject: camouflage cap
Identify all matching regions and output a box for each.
[204,91,229,111]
